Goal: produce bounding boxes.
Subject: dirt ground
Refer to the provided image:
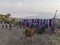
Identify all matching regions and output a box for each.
[0,28,60,45]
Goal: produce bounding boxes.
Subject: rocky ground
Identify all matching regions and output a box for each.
[0,28,60,45]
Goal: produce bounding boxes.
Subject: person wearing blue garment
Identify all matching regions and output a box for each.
[43,19,45,24]
[45,19,48,28]
[21,21,23,28]
[26,20,29,28]
[49,19,52,34]
[19,21,21,28]
[23,19,25,27]
[50,26,55,34]
[27,19,31,28]
[36,23,40,34]
[28,19,31,28]
[31,19,35,29]
[5,23,8,28]
[39,19,46,33]
[31,23,35,29]
[49,19,52,27]
[49,19,55,34]
[21,19,24,27]
[9,22,12,30]
[38,19,43,33]
[37,19,39,26]
[42,19,46,32]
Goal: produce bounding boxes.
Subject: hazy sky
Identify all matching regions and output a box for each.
[0,0,60,18]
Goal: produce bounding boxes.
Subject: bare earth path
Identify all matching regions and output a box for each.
[0,28,60,45]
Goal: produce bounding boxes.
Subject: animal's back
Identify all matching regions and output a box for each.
[25,29,36,37]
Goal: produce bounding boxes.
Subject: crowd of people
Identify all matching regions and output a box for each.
[0,19,58,34]
[1,22,14,30]
[19,19,58,34]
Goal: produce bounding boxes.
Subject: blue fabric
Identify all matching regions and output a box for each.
[50,27,55,34]
[49,19,52,27]
[39,19,42,26]
[43,19,45,24]
[27,19,31,28]
[45,20,48,28]
[31,23,35,29]
[38,26,43,33]
[32,19,34,23]
[9,23,12,30]
[27,22,29,27]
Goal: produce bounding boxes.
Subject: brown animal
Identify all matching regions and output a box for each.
[21,28,37,43]
[24,29,37,37]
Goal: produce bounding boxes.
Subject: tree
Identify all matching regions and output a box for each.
[7,13,11,18]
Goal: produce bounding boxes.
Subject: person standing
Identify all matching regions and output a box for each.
[5,23,8,28]
[2,22,5,28]
[19,21,22,28]
[9,22,12,30]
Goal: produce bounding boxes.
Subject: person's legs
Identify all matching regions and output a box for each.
[9,25,12,30]
[2,25,4,28]
[50,27,55,34]
[6,24,7,28]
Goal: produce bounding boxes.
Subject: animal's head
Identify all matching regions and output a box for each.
[25,29,28,32]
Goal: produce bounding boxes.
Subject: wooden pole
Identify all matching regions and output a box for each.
[54,10,58,19]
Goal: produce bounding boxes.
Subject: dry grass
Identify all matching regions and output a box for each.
[55,29,60,35]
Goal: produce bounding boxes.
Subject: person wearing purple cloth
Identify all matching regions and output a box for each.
[49,19,56,34]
